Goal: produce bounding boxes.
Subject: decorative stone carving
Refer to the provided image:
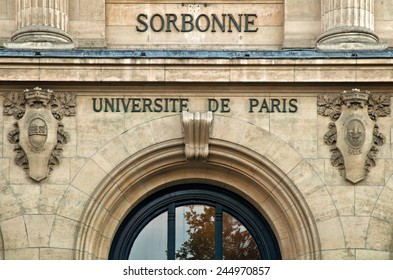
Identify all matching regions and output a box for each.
[318,89,390,183]
[182,111,213,161]
[317,0,386,50]
[3,87,76,181]
[5,0,74,49]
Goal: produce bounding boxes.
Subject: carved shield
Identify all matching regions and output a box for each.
[18,107,58,181]
[28,118,48,148]
[336,107,374,183]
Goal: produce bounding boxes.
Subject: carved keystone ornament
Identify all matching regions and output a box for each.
[182,111,213,161]
[318,89,390,183]
[4,87,76,182]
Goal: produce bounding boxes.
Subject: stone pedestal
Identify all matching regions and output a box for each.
[6,0,74,49]
[317,0,386,50]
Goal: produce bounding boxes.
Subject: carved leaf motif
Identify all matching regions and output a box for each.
[368,94,391,121]
[365,146,379,173]
[14,144,28,170]
[373,124,385,146]
[330,147,345,170]
[324,122,337,146]
[51,93,76,120]
[7,122,20,144]
[48,122,69,174]
[3,92,26,119]
[317,94,342,120]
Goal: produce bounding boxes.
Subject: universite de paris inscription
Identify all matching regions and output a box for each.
[92,97,298,113]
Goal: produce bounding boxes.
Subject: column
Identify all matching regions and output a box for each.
[317,0,386,50]
[7,0,74,49]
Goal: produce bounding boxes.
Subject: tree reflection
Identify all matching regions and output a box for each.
[176,205,260,260]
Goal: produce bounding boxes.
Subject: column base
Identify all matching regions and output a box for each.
[5,26,74,50]
[317,27,387,50]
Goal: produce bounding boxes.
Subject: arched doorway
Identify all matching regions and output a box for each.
[109,184,281,260]
[75,139,320,260]
[74,115,321,260]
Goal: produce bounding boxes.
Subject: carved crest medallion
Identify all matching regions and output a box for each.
[3,87,76,182]
[318,89,390,183]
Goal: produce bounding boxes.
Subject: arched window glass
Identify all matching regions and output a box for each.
[129,212,167,260]
[110,185,281,260]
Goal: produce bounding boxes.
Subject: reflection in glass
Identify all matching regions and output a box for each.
[129,212,167,260]
[176,205,215,260]
[128,205,261,260]
[223,212,261,260]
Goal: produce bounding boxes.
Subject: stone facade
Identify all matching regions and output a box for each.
[1,1,393,260]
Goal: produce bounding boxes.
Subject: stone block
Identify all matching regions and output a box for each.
[49,216,80,249]
[0,62,40,81]
[212,116,247,144]
[287,160,324,196]
[0,216,28,249]
[295,65,357,83]
[372,187,393,223]
[285,0,320,20]
[45,159,71,185]
[355,185,383,216]
[120,123,155,155]
[356,249,391,260]
[101,66,165,82]
[68,0,80,20]
[71,159,107,196]
[0,186,22,221]
[0,0,6,20]
[76,96,125,157]
[11,185,40,215]
[57,186,90,221]
[316,217,345,250]
[0,159,9,188]
[165,67,230,82]
[80,0,105,21]
[306,159,325,183]
[305,187,338,222]
[321,249,356,260]
[238,125,277,158]
[271,96,317,158]
[365,217,393,251]
[4,248,39,260]
[149,115,182,143]
[92,137,130,174]
[39,185,68,214]
[24,215,54,247]
[69,20,105,39]
[40,248,75,260]
[341,216,370,248]
[230,66,294,82]
[327,185,355,216]
[265,138,304,175]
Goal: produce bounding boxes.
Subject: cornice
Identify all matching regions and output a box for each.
[1,49,393,83]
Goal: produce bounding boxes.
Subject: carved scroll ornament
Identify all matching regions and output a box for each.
[318,89,390,183]
[3,87,76,182]
[182,111,213,161]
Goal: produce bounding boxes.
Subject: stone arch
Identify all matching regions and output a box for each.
[72,115,321,259]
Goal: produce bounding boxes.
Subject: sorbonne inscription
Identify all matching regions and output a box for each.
[92,98,298,113]
[136,13,259,33]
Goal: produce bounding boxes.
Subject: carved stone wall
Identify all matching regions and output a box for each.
[6,0,74,49]
[317,0,386,49]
